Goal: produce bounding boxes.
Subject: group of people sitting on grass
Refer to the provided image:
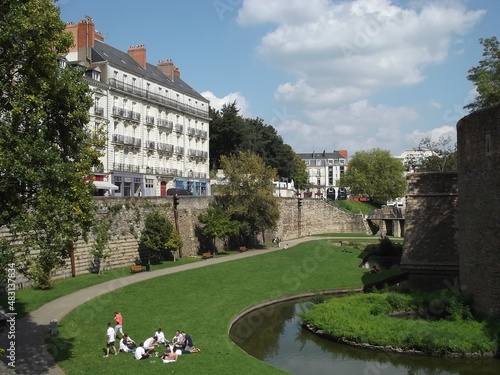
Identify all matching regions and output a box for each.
[118,327,201,363]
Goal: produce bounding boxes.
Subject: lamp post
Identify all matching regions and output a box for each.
[188,169,193,194]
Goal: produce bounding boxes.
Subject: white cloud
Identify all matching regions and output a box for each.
[235,0,484,155]
[200,91,252,117]
[407,125,457,149]
[275,100,420,154]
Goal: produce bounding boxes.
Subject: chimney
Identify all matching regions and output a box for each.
[174,66,181,78]
[157,59,176,81]
[338,149,348,159]
[128,44,147,69]
[65,17,103,62]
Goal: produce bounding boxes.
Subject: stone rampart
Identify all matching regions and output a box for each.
[457,104,500,317]
[401,172,459,290]
[4,196,368,288]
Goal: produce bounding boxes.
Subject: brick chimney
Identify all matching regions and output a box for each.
[65,17,103,62]
[157,59,178,81]
[338,149,348,159]
[127,44,147,69]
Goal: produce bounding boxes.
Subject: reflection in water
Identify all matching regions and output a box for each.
[229,299,500,375]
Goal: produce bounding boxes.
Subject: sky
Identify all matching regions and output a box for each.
[58,0,499,156]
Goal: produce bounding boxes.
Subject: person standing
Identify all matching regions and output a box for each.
[114,311,123,338]
[104,322,118,357]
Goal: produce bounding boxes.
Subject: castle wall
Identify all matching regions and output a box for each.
[401,172,459,290]
[5,196,368,288]
[457,105,500,317]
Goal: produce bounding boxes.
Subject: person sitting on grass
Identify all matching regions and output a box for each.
[161,350,178,363]
[370,265,379,273]
[134,343,149,360]
[155,328,167,345]
[172,330,184,349]
[181,331,201,353]
[119,334,136,353]
[143,336,158,354]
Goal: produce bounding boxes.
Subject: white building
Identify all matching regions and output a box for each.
[65,18,210,196]
[394,149,435,174]
[296,150,348,199]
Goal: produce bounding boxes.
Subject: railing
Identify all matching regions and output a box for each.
[174,124,184,133]
[158,119,173,131]
[157,142,174,153]
[112,163,140,173]
[108,78,210,119]
[175,146,184,154]
[146,115,155,125]
[94,106,104,116]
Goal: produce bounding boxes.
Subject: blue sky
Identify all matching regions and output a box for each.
[58,0,499,156]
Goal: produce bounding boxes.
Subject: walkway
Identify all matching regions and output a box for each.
[0,236,366,374]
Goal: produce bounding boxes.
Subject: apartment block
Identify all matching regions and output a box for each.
[65,17,210,196]
[296,150,348,199]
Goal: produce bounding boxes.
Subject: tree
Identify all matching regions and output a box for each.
[213,151,279,244]
[291,153,308,191]
[140,211,174,264]
[465,36,500,112]
[198,206,239,252]
[90,219,111,275]
[209,102,249,170]
[338,148,406,202]
[0,0,103,287]
[164,229,183,261]
[406,136,457,172]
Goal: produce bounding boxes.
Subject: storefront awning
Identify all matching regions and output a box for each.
[93,181,119,190]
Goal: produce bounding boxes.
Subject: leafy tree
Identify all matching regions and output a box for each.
[291,153,308,191]
[209,102,305,186]
[465,36,500,112]
[140,211,174,264]
[0,0,104,287]
[213,151,279,244]
[165,229,183,261]
[406,136,457,172]
[90,219,111,275]
[209,101,249,170]
[338,148,405,202]
[198,206,239,252]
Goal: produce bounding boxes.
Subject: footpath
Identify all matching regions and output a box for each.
[0,237,323,375]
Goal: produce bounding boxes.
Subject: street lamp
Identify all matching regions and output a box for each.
[188,169,193,193]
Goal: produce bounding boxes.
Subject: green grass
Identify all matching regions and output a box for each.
[1,257,201,318]
[302,292,499,355]
[331,200,380,215]
[51,240,400,375]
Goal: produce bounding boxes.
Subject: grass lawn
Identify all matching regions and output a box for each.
[51,239,400,375]
[1,257,202,318]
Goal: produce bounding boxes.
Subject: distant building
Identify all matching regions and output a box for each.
[394,149,435,174]
[65,18,210,196]
[296,150,348,199]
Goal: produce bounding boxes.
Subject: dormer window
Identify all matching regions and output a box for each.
[92,69,101,81]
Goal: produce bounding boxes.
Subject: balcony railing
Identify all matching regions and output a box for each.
[158,119,173,131]
[157,142,174,153]
[108,78,210,120]
[112,163,140,173]
[146,115,155,125]
[94,106,104,116]
[174,124,184,133]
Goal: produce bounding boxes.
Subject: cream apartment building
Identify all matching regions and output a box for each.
[65,18,210,196]
[297,150,348,199]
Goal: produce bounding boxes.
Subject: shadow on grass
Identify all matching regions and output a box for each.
[0,307,75,374]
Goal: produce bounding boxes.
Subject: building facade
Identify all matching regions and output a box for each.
[296,150,348,199]
[65,18,210,196]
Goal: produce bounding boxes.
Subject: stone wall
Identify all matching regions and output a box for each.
[457,105,500,317]
[5,196,369,288]
[401,172,459,290]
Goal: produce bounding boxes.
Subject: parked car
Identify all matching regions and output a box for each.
[166,188,192,196]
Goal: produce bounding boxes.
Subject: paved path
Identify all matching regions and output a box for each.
[0,236,370,374]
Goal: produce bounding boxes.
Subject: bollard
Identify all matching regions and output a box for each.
[50,319,58,336]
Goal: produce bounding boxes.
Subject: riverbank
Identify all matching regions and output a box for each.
[301,291,499,358]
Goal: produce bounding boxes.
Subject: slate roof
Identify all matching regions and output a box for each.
[91,40,208,103]
[296,151,346,160]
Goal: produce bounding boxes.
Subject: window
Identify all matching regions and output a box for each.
[316,160,321,166]
[146,179,154,189]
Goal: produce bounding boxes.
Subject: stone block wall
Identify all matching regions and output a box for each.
[457,105,500,317]
[401,172,459,290]
[4,195,369,287]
